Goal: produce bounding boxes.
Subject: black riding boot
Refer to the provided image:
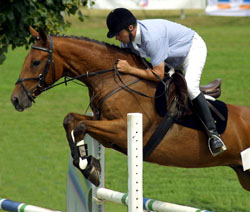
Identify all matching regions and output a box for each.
[192,93,227,156]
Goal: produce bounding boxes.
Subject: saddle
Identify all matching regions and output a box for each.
[200,78,222,98]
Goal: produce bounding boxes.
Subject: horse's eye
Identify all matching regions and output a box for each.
[32,60,41,67]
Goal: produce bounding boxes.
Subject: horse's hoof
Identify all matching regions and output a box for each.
[81,156,101,186]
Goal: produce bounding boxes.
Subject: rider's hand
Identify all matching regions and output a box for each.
[115,59,131,74]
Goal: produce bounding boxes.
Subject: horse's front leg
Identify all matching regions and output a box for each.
[63,113,101,186]
[63,113,126,186]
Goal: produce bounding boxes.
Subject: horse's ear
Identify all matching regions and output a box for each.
[38,28,48,45]
[30,26,39,39]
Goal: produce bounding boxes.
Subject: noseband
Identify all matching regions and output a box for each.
[15,36,56,103]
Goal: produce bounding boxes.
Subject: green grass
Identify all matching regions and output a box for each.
[0,9,250,212]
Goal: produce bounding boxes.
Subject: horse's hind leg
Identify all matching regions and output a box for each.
[230,165,250,191]
[63,113,101,186]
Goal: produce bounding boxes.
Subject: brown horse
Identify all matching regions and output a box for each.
[11,27,250,190]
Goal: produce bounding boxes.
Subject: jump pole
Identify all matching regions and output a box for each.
[96,188,212,212]
[0,197,61,212]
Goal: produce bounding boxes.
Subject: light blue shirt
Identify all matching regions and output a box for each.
[121,19,195,68]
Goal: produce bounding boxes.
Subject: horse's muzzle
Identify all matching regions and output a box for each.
[11,93,32,112]
[11,96,23,112]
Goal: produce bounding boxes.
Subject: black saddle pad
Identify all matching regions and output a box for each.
[154,75,228,134]
[155,85,228,134]
[174,99,228,134]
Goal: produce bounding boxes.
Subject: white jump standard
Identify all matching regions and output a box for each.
[127,113,143,212]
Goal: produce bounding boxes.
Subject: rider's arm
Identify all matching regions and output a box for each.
[116,60,165,81]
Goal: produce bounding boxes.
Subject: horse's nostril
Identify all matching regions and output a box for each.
[11,96,19,107]
[11,95,26,112]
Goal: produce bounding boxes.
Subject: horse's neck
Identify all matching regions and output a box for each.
[54,38,108,78]
[55,38,107,72]
[54,36,137,96]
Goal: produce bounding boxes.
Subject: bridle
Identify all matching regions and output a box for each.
[15,36,56,103]
[15,36,119,104]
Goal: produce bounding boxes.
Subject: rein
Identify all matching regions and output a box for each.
[42,69,114,92]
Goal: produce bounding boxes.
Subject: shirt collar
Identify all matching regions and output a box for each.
[132,22,141,46]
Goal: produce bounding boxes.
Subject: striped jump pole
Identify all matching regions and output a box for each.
[0,197,61,212]
[96,188,212,212]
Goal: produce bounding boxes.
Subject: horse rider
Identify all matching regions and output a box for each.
[106,8,227,156]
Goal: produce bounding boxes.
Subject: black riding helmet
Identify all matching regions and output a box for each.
[106,8,137,38]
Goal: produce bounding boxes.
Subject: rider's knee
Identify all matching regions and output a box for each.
[63,113,75,129]
[187,86,200,100]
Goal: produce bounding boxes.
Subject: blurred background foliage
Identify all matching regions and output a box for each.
[0,0,94,64]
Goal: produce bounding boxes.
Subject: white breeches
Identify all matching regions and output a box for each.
[183,32,207,100]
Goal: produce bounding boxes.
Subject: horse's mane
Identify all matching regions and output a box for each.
[51,34,134,55]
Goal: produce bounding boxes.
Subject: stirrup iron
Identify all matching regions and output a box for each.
[208,134,227,157]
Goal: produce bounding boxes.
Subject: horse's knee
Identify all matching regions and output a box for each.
[74,121,87,141]
[63,113,75,131]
